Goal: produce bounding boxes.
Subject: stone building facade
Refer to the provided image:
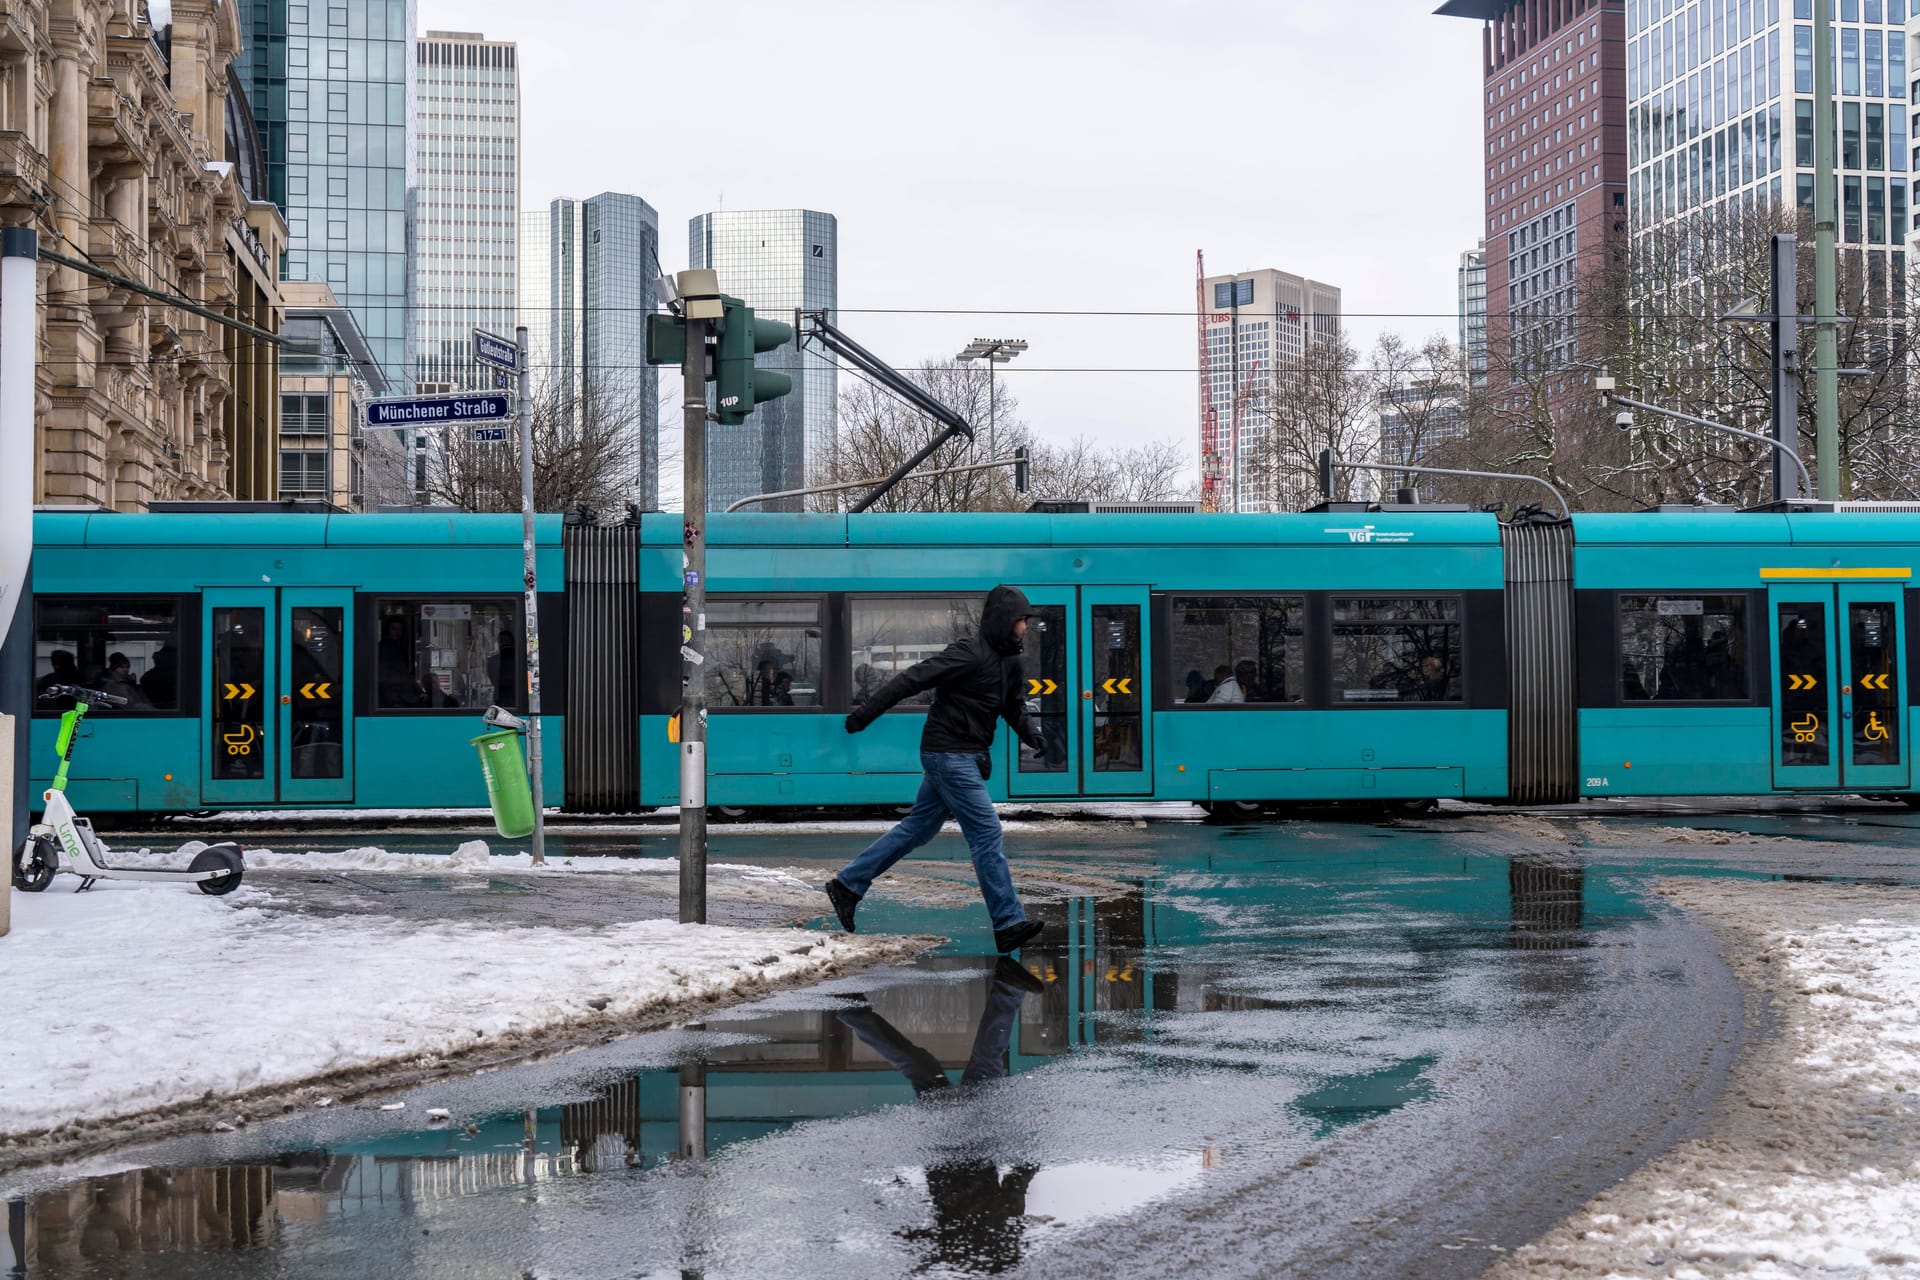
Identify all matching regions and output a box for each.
[3,0,287,510]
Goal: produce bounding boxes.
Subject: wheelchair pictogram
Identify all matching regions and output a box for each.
[1864,711,1891,743]
[1790,713,1821,744]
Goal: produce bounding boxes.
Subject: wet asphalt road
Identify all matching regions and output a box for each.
[10,803,1920,1279]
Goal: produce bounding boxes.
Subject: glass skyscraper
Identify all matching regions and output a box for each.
[414,30,519,391]
[547,193,661,508]
[1628,0,1908,278]
[689,209,838,512]
[1458,240,1487,388]
[516,207,551,374]
[234,0,415,389]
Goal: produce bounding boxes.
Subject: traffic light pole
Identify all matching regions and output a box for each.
[517,325,546,867]
[679,316,709,925]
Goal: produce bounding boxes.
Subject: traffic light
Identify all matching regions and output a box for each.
[1317,448,1335,499]
[714,296,794,425]
[644,313,687,367]
[1013,445,1031,494]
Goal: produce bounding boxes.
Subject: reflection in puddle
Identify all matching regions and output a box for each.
[6,846,1625,1278]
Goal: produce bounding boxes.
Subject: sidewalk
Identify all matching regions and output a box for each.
[0,846,933,1169]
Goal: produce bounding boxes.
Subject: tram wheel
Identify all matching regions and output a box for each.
[711,805,752,823]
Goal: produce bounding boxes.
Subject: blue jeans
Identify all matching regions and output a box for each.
[836,752,1025,931]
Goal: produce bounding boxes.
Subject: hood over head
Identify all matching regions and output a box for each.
[981,584,1033,656]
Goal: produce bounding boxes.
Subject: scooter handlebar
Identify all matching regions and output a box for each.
[44,684,128,706]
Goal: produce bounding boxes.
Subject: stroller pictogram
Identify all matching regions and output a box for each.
[223,723,256,756]
[1791,713,1820,744]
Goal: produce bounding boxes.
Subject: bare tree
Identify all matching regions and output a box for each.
[811,361,1030,512]
[1030,436,1193,505]
[810,359,1194,512]
[420,378,656,514]
[1369,332,1465,497]
[1448,201,1912,511]
[1242,329,1377,509]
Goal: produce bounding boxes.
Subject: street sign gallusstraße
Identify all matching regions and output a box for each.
[473,328,519,373]
[365,392,511,428]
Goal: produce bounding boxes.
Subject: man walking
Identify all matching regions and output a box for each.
[825,584,1047,954]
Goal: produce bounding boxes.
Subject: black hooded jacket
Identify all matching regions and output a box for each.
[847,585,1044,755]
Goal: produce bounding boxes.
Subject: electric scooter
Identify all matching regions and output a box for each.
[12,684,245,895]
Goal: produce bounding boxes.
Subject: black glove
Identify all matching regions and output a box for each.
[846,711,871,735]
[1021,727,1046,753]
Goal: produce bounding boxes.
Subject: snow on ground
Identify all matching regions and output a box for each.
[112,838,811,887]
[1489,879,1920,1279]
[0,879,930,1150]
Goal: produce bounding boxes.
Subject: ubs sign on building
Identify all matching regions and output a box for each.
[689,209,839,512]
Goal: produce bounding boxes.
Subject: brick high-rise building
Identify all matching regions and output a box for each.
[1440,0,1629,387]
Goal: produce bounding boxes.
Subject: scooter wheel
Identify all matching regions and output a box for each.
[13,837,59,892]
[189,844,245,896]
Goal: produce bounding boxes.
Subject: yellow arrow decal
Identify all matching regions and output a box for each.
[1101,678,1118,694]
[1118,678,1132,694]
[1043,679,1057,695]
[1028,678,1042,695]
[241,683,256,699]
[1788,673,1819,692]
[224,682,239,700]
[300,682,315,699]
[318,682,332,700]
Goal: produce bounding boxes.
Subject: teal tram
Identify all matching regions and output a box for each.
[22,505,1918,816]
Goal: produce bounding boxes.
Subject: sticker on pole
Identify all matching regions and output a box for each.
[681,645,704,665]
[684,571,701,586]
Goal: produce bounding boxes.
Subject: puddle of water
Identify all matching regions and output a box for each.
[2,834,1691,1279]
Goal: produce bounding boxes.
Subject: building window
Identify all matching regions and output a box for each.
[32,597,184,715]
[1617,595,1751,701]
[1167,596,1306,705]
[706,598,823,708]
[373,599,522,711]
[847,596,979,709]
[279,450,330,496]
[282,393,328,436]
[1331,597,1463,704]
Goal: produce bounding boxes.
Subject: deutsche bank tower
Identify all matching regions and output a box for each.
[689,210,838,512]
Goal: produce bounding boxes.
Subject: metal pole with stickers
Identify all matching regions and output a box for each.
[676,273,721,925]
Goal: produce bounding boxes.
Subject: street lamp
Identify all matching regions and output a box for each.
[956,338,1028,459]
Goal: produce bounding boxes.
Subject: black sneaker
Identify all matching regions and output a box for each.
[993,920,1044,954]
[992,955,1047,995]
[824,878,859,933]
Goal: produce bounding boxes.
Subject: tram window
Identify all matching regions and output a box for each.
[1166,596,1306,705]
[849,596,982,709]
[1331,597,1464,703]
[373,598,522,711]
[1616,595,1749,701]
[705,598,823,709]
[33,597,183,715]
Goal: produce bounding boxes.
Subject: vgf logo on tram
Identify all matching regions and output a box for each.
[1324,525,1415,544]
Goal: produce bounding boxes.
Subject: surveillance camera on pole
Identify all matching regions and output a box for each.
[1615,410,1635,430]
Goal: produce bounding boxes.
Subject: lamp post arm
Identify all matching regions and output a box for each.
[1606,392,1812,499]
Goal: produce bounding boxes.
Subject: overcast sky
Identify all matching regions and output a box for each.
[417,0,1488,470]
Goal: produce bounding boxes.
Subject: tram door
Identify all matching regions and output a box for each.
[201,588,354,805]
[1008,587,1152,797]
[1768,584,1908,790]
[1081,590,1151,796]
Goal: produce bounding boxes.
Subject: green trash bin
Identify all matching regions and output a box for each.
[471,728,536,839]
